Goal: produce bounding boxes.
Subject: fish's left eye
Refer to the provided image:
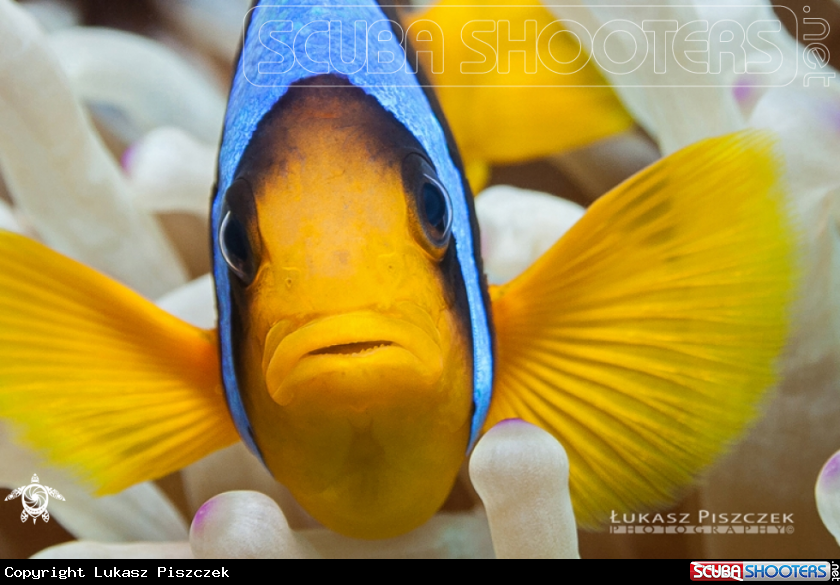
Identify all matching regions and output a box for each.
[420,178,451,242]
[403,153,453,258]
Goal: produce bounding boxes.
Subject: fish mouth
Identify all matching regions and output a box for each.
[308,341,395,356]
[262,309,443,406]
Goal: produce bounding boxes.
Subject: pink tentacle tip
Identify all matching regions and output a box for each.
[733,80,754,105]
[495,418,527,428]
[191,499,215,532]
[120,144,138,174]
[819,451,840,489]
[822,103,840,134]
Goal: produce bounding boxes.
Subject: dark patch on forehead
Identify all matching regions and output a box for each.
[235,75,427,182]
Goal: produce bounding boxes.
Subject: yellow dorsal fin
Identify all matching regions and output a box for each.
[486,131,797,528]
[0,232,238,494]
[404,0,634,192]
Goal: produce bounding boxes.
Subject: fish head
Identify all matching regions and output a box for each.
[217,79,474,538]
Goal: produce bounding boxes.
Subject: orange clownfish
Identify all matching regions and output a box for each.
[0,0,795,539]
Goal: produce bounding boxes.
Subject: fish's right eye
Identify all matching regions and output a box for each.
[219,178,261,285]
[220,212,256,284]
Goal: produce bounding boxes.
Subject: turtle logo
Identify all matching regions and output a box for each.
[4,474,65,524]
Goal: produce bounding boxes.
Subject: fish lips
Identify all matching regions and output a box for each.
[262,310,445,407]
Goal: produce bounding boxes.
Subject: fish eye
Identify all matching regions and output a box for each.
[403,153,453,258]
[420,177,452,242]
[219,179,260,285]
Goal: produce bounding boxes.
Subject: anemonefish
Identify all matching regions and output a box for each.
[0,0,796,540]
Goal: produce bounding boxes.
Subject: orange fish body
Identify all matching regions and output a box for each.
[221,84,474,536]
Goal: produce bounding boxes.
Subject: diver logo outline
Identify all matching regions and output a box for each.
[4,474,65,524]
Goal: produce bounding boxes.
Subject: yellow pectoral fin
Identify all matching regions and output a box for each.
[486,131,797,528]
[405,0,634,192]
[0,232,238,494]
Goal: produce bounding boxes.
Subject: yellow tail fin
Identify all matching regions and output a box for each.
[0,233,238,494]
[404,0,633,191]
[486,131,797,528]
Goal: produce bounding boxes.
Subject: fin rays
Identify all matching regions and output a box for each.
[486,131,796,527]
[0,232,238,494]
